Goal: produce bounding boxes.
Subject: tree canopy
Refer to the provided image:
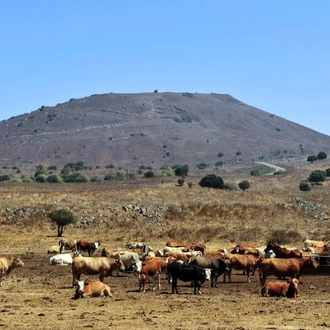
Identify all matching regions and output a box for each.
[48,208,76,237]
[199,174,224,189]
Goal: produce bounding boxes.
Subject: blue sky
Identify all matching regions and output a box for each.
[1,1,329,135]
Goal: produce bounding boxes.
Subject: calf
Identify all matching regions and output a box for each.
[261,278,301,298]
[135,258,163,292]
[169,261,211,295]
[74,280,112,299]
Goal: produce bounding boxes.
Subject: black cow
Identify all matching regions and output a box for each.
[169,262,211,295]
[189,256,228,287]
[76,240,100,257]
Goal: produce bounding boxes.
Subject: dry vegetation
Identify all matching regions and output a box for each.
[1,162,330,329]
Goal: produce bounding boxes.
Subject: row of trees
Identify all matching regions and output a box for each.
[307,151,327,163]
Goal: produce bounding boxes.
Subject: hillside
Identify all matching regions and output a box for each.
[0,92,329,171]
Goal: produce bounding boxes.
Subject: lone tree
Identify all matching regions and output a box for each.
[173,165,189,177]
[238,180,250,191]
[307,155,318,163]
[48,208,76,237]
[308,170,327,184]
[317,151,327,160]
[299,181,311,193]
[199,174,224,189]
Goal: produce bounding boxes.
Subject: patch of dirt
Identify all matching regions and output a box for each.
[1,251,330,330]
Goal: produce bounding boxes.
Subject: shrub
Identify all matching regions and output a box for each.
[250,170,260,176]
[173,165,189,177]
[115,172,125,180]
[217,152,224,158]
[64,173,89,183]
[238,180,250,191]
[196,163,208,170]
[199,174,224,189]
[223,182,239,191]
[267,229,303,245]
[0,175,10,182]
[47,165,57,171]
[144,170,155,178]
[177,178,185,186]
[36,174,47,182]
[34,169,47,178]
[104,174,114,181]
[317,151,327,160]
[326,168,330,177]
[308,170,327,183]
[307,155,318,163]
[21,177,34,183]
[47,175,63,183]
[299,181,311,192]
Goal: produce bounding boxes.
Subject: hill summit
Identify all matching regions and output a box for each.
[0,92,329,170]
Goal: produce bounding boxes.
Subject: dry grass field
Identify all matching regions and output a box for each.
[1,163,330,330]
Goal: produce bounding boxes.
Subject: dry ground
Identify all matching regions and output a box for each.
[1,165,330,330]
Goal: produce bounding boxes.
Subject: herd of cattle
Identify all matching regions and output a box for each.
[1,238,329,299]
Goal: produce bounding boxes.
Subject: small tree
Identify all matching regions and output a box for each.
[326,168,330,177]
[177,178,185,186]
[199,174,224,189]
[307,155,318,163]
[48,208,76,237]
[238,180,250,191]
[173,165,189,177]
[317,151,327,160]
[308,170,327,183]
[299,180,311,193]
[144,170,155,178]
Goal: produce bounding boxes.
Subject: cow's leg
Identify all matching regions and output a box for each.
[157,272,161,291]
[99,271,105,283]
[171,277,178,294]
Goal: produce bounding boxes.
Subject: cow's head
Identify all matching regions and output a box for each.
[93,242,99,250]
[116,259,126,273]
[13,257,24,268]
[74,281,88,299]
[203,268,212,281]
[133,260,142,273]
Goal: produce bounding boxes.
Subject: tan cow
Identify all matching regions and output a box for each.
[259,257,317,287]
[59,239,77,254]
[74,280,112,299]
[0,257,24,286]
[47,245,60,254]
[223,254,263,283]
[261,278,301,298]
[71,256,125,285]
[166,241,191,249]
[303,239,328,249]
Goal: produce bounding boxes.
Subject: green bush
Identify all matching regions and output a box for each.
[104,174,114,181]
[299,181,311,192]
[238,180,250,191]
[199,174,224,189]
[326,168,330,177]
[173,165,189,177]
[64,173,89,183]
[196,163,208,170]
[36,174,47,182]
[0,175,10,182]
[250,170,260,176]
[34,169,47,178]
[223,182,239,191]
[48,208,76,237]
[47,175,63,183]
[21,177,34,183]
[144,170,155,178]
[309,170,327,183]
[317,151,327,160]
[177,178,185,186]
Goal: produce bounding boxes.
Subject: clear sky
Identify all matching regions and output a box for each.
[1,1,329,135]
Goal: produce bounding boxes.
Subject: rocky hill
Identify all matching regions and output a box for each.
[0,92,329,171]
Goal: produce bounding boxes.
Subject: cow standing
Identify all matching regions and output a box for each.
[189,256,228,287]
[71,256,125,285]
[259,257,317,287]
[59,239,77,254]
[169,261,211,295]
[76,240,100,257]
[0,257,24,287]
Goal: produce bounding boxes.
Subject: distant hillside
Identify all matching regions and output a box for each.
[0,92,329,171]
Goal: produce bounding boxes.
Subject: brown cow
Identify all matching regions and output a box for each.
[232,243,257,253]
[224,254,263,283]
[261,278,301,298]
[303,239,328,249]
[74,280,112,299]
[76,240,100,257]
[166,241,191,249]
[59,239,77,254]
[190,244,207,255]
[71,256,125,285]
[0,257,24,286]
[259,257,317,287]
[135,258,163,292]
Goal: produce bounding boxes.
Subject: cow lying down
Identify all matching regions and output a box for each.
[74,281,112,299]
[261,278,301,298]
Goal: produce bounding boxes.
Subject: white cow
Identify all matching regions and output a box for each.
[108,251,140,276]
[163,246,189,255]
[50,252,81,265]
